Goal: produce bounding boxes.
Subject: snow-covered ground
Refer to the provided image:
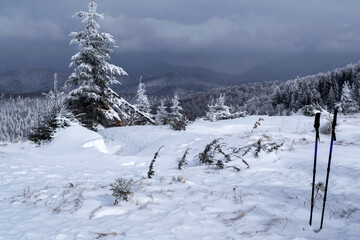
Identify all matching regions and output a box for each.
[0,115,359,240]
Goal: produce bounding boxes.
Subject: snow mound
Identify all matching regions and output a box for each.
[46,125,108,153]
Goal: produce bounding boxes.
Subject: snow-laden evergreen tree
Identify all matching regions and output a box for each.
[170,95,183,121]
[338,82,359,114]
[155,100,168,125]
[206,94,232,121]
[64,0,154,129]
[289,93,298,111]
[327,86,337,110]
[272,86,282,107]
[29,73,71,144]
[44,73,65,117]
[352,73,360,105]
[170,94,187,130]
[135,76,151,115]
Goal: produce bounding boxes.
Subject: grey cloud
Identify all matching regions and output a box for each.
[105,14,294,53]
[0,12,64,40]
[1,0,360,73]
[104,12,360,54]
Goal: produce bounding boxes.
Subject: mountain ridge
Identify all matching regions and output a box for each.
[1,52,360,96]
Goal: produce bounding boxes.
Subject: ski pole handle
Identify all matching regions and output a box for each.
[332,109,338,129]
[332,109,338,141]
[314,112,321,140]
[314,113,321,130]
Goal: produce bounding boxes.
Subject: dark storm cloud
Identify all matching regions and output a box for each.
[1,0,360,73]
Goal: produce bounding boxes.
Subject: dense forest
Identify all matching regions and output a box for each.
[178,62,360,120]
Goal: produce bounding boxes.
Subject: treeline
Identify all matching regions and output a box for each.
[178,62,360,120]
[2,62,360,142]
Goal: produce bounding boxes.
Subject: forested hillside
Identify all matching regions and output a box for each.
[180,62,360,120]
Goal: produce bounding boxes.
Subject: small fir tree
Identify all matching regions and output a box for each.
[170,95,187,130]
[29,73,70,144]
[135,76,151,115]
[289,93,298,112]
[338,82,359,114]
[272,86,282,107]
[352,73,360,105]
[327,86,337,110]
[109,178,134,205]
[131,76,153,125]
[170,94,183,121]
[155,100,168,125]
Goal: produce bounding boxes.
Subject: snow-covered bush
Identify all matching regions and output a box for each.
[198,139,229,166]
[232,135,283,158]
[170,116,188,131]
[198,139,249,170]
[300,104,324,116]
[109,178,134,205]
[206,94,232,121]
[231,111,247,119]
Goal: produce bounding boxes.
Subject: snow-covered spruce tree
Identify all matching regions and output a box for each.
[64,1,154,129]
[272,86,283,107]
[170,94,183,120]
[155,99,169,125]
[337,82,359,114]
[135,76,151,114]
[29,73,70,144]
[169,94,187,130]
[206,94,232,121]
[352,73,360,105]
[327,86,337,110]
[132,76,152,125]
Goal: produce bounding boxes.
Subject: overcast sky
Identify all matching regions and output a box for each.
[1,0,360,74]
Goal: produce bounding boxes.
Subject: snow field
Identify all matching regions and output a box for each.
[0,115,359,239]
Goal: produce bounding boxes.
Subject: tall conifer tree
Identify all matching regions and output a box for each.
[65,1,154,128]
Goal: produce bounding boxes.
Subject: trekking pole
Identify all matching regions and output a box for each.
[309,112,321,226]
[320,109,338,230]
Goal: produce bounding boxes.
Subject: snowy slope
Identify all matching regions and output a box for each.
[0,115,359,240]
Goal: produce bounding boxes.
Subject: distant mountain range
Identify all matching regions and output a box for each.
[238,52,360,82]
[1,52,359,96]
[0,69,239,97]
[0,54,241,96]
